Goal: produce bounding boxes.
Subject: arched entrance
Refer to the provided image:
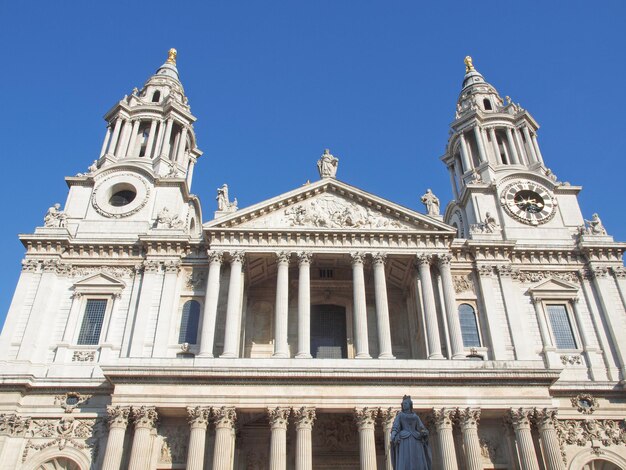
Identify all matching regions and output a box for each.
[311,304,347,358]
[582,460,623,470]
[35,457,81,470]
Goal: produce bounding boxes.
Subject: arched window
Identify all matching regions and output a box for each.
[483,99,492,110]
[152,90,161,102]
[36,457,81,470]
[458,304,481,347]
[178,300,200,344]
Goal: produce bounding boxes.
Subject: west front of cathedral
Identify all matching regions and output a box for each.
[0,50,625,470]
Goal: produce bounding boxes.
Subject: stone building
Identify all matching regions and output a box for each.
[0,50,625,470]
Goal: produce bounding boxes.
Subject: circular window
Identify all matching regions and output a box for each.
[110,190,136,207]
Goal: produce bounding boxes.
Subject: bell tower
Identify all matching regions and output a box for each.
[442,57,586,243]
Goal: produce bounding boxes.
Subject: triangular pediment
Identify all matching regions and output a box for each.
[204,179,454,233]
[73,273,126,291]
[527,277,579,297]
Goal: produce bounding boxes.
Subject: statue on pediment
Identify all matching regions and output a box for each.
[420,189,440,216]
[44,203,67,228]
[584,213,607,235]
[390,395,432,469]
[317,149,338,179]
[217,184,238,212]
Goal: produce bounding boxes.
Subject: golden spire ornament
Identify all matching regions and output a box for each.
[167,48,177,65]
[464,55,474,73]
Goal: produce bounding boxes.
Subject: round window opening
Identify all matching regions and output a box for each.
[109,189,136,207]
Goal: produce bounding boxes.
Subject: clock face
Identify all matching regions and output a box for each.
[500,180,557,225]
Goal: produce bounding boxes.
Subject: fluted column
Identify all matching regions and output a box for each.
[268,407,290,470]
[176,126,188,163]
[530,133,544,165]
[153,119,166,156]
[508,409,540,470]
[160,118,174,159]
[351,253,371,358]
[505,127,520,164]
[199,251,223,357]
[212,407,237,470]
[100,125,112,158]
[354,407,378,470]
[296,252,312,358]
[373,253,394,358]
[522,126,538,163]
[102,406,131,470]
[126,119,141,158]
[294,407,316,470]
[221,252,245,358]
[488,128,501,164]
[416,255,443,359]
[381,408,398,470]
[438,254,465,359]
[107,118,123,157]
[128,406,158,470]
[458,133,473,172]
[457,408,482,470]
[534,409,564,470]
[115,119,130,158]
[144,119,158,158]
[473,126,487,163]
[273,252,290,358]
[186,406,211,470]
[433,408,458,470]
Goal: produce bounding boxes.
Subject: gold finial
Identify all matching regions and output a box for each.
[167,48,177,65]
[464,55,474,73]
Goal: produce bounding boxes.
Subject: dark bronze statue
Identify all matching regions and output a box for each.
[390,395,432,469]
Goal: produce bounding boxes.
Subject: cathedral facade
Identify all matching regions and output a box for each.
[0,50,625,470]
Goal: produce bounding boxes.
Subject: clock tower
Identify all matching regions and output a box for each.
[442,57,586,244]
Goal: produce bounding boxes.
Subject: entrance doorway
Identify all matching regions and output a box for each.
[311,304,347,358]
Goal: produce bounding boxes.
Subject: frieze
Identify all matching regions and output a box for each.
[69,265,136,279]
[555,418,626,447]
[512,270,579,283]
[453,274,475,293]
[0,414,32,437]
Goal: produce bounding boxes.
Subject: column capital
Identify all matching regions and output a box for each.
[438,253,453,266]
[187,406,211,429]
[229,251,246,264]
[372,252,387,265]
[208,250,224,264]
[131,406,158,430]
[416,253,433,267]
[276,251,291,264]
[106,405,131,429]
[293,407,316,429]
[380,407,399,428]
[212,406,236,429]
[476,264,495,277]
[351,252,366,265]
[268,407,291,429]
[611,266,626,279]
[432,408,455,430]
[506,408,534,430]
[533,408,559,430]
[164,260,181,273]
[457,408,481,430]
[354,407,378,429]
[297,251,313,265]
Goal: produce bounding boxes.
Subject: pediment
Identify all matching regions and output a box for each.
[204,179,454,234]
[527,277,579,298]
[73,273,126,292]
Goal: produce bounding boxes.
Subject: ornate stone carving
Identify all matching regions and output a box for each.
[420,189,440,216]
[72,350,96,362]
[372,252,387,265]
[380,407,399,428]
[506,408,534,428]
[267,407,290,427]
[0,414,31,436]
[512,270,579,283]
[208,250,224,264]
[155,207,185,229]
[496,264,517,277]
[437,253,452,265]
[131,406,158,429]
[276,251,291,264]
[571,393,599,414]
[476,264,495,277]
[297,251,313,265]
[229,251,246,264]
[350,252,366,265]
[555,419,626,447]
[44,203,67,228]
[216,183,238,212]
[293,407,316,428]
[611,266,626,279]
[479,437,497,461]
[453,274,474,293]
[21,259,40,272]
[69,265,135,278]
[91,172,151,219]
[457,408,481,428]
[317,148,338,179]
[315,414,357,451]
[54,392,91,413]
[590,266,609,279]
[185,269,207,289]
[560,354,582,365]
[212,406,236,428]
[143,260,162,273]
[470,212,500,234]
[43,259,71,275]
[163,260,181,273]
[354,407,378,428]
[106,406,130,429]
[187,406,211,428]
[158,424,189,464]
[416,254,433,267]
[432,408,455,429]
[582,213,607,235]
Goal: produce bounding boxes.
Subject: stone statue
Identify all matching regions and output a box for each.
[216,184,238,212]
[390,395,432,470]
[420,189,440,216]
[317,149,338,179]
[584,213,607,235]
[44,203,67,228]
[483,212,499,233]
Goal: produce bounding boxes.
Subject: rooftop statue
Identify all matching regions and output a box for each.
[420,189,440,216]
[317,148,338,179]
[390,395,432,470]
[44,203,67,228]
[216,184,238,212]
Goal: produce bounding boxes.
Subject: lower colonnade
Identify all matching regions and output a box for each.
[101,405,565,470]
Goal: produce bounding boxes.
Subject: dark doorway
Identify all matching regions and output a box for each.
[311,304,347,358]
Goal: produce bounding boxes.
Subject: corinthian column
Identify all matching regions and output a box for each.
[457,408,482,470]
[433,408,458,470]
[199,251,223,357]
[438,254,465,359]
[534,409,564,470]
[273,252,291,358]
[381,408,398,470]
[268,407,290,470]
[293,407,316,470]
[102,406,131,470]
[212,407,237,470]
[128,406,158,470]
[372,253,394,359]
[296,252,312,358]
[351,253,371,358]
[355,407,378,470]
[221,252,245,358]
[507,409,540,470]
[186,406,211,470]
[416,255,443,359]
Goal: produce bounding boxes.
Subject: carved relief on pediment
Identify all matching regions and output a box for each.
[238,194,414,230]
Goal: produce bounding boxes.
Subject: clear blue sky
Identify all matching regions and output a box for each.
[0,1,625,329]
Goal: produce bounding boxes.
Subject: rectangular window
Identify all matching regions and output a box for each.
[546,304,577,349]
[77,299,107,345]
[319,269,334,279]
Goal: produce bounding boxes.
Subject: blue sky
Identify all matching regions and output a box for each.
[0,1,624,328]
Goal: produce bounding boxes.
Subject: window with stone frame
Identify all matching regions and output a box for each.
[178,300,201,344]
[458,303,481,348]
[546,303,577,350]
[77,299,108,345]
